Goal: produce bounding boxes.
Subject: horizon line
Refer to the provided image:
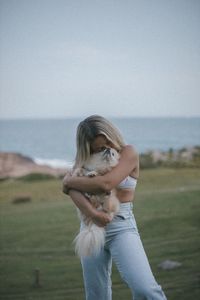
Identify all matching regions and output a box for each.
[0,115,200,121]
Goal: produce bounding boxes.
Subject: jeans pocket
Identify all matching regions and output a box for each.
[115,211,131,220]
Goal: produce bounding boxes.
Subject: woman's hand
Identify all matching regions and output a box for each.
[91,210,112,227]
[66,190,112,227]
[62,171,72,194]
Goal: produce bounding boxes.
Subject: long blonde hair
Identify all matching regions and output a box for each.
[74,115,125,168]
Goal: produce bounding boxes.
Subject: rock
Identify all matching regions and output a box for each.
[158,260,182,270]
[12,195,32,204]
[0,152,67,179]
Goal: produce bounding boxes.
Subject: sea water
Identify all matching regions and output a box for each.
[0,117,199,168]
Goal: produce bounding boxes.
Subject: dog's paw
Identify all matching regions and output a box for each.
[109,212,115,220]
[87,171,98,177]
[84,192,92,200]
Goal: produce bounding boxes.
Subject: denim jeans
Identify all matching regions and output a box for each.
[80,202,167,300]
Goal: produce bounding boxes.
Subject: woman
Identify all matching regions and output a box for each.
[63,115,167,300]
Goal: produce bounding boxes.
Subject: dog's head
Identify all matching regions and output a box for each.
[84,148,120,174]
[101,148,120,167]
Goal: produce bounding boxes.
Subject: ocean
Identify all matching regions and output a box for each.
[0,117,199,168]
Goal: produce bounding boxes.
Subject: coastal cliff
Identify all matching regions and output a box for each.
[0,152,67,179]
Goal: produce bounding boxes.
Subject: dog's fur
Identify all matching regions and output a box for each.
[72,148,120,257]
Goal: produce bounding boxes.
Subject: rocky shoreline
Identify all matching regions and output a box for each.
[139,145,200,169]
[0,152,67,179]
[0,146,199,179]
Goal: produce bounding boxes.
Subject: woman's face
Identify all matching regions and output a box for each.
[90,135,114,154]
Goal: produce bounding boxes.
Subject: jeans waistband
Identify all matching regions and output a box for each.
[117,202,133,215]
[118,202,133,209]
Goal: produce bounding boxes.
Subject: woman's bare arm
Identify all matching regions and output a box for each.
[66,190,112,227]
[63,145,139,193]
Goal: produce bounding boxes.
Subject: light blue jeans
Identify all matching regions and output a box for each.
[80,202,167,300]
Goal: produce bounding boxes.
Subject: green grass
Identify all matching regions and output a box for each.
[0,168,200,300]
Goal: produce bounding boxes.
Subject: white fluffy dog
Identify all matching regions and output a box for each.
[72,148,120,257]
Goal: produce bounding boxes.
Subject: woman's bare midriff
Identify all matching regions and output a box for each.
[114,188,135,203]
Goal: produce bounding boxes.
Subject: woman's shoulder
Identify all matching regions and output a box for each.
[121,144,139,158]
[121,145,139,178]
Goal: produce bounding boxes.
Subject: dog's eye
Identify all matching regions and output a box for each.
[101,147,107,151]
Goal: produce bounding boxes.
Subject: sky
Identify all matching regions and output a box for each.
[0,0,200,119]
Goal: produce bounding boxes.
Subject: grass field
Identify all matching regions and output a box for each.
[0,168,200,300]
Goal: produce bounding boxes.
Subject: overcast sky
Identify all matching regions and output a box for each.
[0,0,199,119]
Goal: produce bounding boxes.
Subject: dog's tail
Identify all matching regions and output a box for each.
[73,223,105,257]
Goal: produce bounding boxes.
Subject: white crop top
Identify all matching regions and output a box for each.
[117,176,137,190]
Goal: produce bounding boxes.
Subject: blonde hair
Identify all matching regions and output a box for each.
[74,115,125,168]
